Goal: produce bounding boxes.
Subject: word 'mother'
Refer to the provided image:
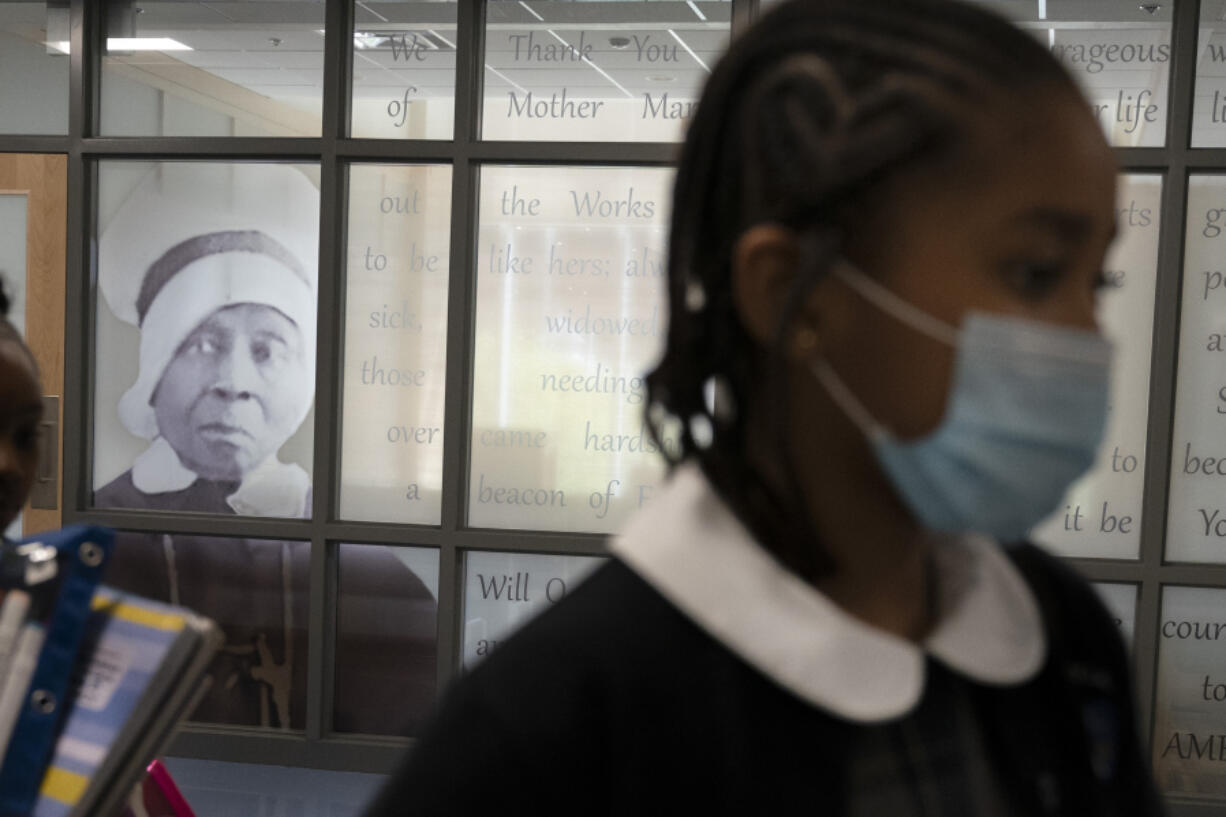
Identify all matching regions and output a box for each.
[507,90,604,120]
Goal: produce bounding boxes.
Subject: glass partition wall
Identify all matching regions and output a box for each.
[2,0,1224,813]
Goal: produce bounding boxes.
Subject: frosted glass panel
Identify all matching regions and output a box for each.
[0,3,68,134]
[1092,582,1137,647]
[0,193,27,336]
[1154,587,1226,796]
[340,165,450,524]
[462,550,603,669]
[1031,175,1160,559]
[1193,3,1226,146]
[0,193,26,542]
[1167,177,1226,563]
[971,1,1170,148]
[101,1,323,137]
[350,2,457,139]
[482,0,731,142]
[468,165,674,532]
[334,544,438,737]
[92,162,320,519]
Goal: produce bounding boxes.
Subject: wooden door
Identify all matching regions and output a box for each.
[0,154,68,534]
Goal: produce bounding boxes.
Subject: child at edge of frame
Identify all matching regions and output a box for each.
[0,277,41,540]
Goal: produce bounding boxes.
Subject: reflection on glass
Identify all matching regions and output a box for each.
[105,532,309,730]
[482,0,731,142]
[1092,582,1137,647]
[100,1,323,137]
[1167,178,1226,563]
[340,165,450,524]
[0,3,68,134]
[462,550,602,669]
[1031,175,1160,559]
[350,2,457,139]
[92,162,320,519]
[969,0,1170,147]
[0,194,27,336]
[1154,587,1226,797]
[335,544,439,737]
[469,165,674,533]
[1194,3,1226,147]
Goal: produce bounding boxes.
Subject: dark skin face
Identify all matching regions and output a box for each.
[152,303,309,482]
[0,333,41,531]
[733,87,1118,638]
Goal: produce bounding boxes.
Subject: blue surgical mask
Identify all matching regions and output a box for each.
[810,263,1113,542]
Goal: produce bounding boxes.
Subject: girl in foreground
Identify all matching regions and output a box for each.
[368,0,1161,813]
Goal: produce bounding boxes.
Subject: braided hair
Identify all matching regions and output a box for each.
[645,0,1083,579]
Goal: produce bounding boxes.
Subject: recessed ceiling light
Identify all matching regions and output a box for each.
[609,36,631,49]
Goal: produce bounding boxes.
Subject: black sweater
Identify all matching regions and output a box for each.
[365,544,1161,816]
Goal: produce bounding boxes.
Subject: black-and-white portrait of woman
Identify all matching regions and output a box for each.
[92,163,438,735]
[95,162,318,517]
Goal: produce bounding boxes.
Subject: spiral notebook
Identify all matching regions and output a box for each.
[30,588,220,817]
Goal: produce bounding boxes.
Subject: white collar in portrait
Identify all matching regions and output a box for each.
[610,463,1047,723]
[131,436,311,518]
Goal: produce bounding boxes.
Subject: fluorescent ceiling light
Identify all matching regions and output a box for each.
[428,29,457,50]
[519,1,545,22]
[108,38,192,51]
[1038,0,1047,20]
[485,64,529,94]
[356,1,389,24]
[669,29,709,72]
[687,1,708,21]
[48,37,193,54]
[547,29,633,98]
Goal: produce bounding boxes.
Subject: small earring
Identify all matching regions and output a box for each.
[794,327,818,351]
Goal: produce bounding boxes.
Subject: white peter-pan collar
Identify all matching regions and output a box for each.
[131,436,311,518]
[610,463,1047,723]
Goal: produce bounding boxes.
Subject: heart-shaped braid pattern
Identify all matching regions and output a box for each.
[643,0,1083,580]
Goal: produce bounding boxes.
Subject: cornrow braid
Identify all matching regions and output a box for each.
[645,0,1082,580]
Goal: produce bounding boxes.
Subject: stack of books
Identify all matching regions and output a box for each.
[0,526,221,817]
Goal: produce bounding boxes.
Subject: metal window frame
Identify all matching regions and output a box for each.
[0,0,1218,804]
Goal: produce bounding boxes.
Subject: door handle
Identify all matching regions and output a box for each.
[30,395,58,510]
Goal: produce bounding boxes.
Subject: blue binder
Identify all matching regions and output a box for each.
[0,525,113,817]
